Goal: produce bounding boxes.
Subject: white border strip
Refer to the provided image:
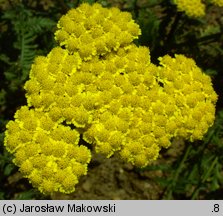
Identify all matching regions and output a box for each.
[0,200,222,216]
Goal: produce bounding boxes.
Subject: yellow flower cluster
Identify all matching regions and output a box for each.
[157,54,217,141]
[4,106,91,194]
[173,0,206,17]
[4,3,218,194]
[55,3,141,60]
[210,0,223,7]
[173,0,223,17]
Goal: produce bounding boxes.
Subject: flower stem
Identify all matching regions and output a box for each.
[191,157,218,199]
[163,143,192,199]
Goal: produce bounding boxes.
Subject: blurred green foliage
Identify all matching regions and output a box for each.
[0,0,222,200]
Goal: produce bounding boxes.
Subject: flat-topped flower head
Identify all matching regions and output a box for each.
[4,2,218,194]
[210,0,223,7]
[157,54,218,141]
[173,0,206,17]
[4,106,91,194]
[55,3,141,60]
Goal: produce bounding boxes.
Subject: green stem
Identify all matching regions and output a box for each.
[166,12,182,44]
[163,143,192,199]
[176,32,221,47]
[191,157,218,199]
[132,0,140,20]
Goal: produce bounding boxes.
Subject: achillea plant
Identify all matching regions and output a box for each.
[4,3,218,194]
[210,0,223,7]
[173,0,206,17]
[173,0,223,18]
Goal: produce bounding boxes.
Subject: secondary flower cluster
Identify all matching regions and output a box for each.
[210,0,223,7]
[5,106,90,194]
[173,0,223,18]
[55,3,141,60]
[157,55,217,141]
[4,3,218,194]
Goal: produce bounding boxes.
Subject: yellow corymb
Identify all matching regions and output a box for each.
[4,106,91,194]
[157,54,218,141]
[4,3,218,194]
[210,0,223,7]
[55,3,141,60]
[173,0,206,17]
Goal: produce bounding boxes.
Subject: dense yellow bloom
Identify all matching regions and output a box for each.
[210,0,223,7]
[173,0,205,17]
[4,106,91,194]
[4,3,218,194]
[55,3,141,60]
[174,0,223,17]
[157,54,218,141]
